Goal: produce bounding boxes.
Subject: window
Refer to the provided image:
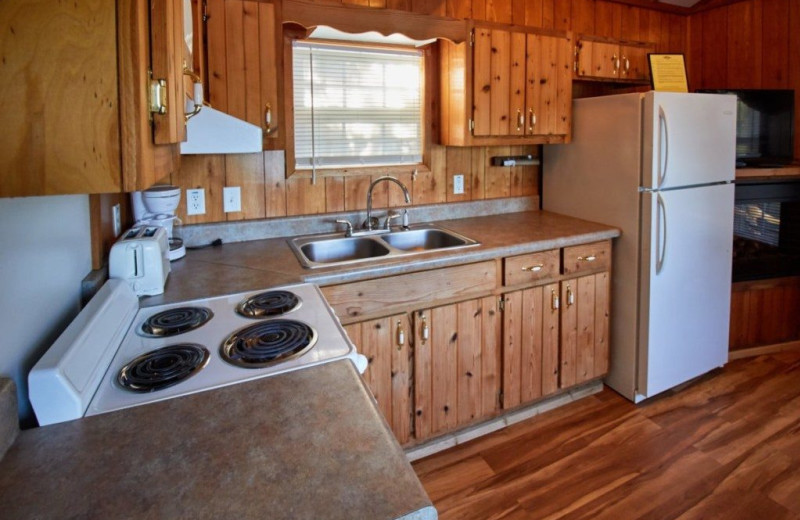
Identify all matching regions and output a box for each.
[292,41,423,171]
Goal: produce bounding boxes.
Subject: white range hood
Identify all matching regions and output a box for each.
[180,106,263,155]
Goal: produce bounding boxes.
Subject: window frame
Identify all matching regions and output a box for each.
[283,35,435,180]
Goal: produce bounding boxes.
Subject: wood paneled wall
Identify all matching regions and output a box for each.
[169,0,689,224]
[687,0,800,160]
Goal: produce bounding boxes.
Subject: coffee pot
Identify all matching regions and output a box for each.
[131,185,185,261]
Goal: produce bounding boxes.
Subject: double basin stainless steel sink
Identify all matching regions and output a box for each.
[289,226,479,268]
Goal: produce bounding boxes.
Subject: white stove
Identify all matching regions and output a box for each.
[29,280,366,426]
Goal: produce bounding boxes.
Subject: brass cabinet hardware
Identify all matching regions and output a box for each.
[516,109,524,132]
[611,54,620,74]
[183,66,202,122]
[577,255,597,262]
[396,320,405,350]
[521,264,544,272]
[264,103,278,135]
[566,284,575,306]
[528,108,536,133]
[551,289,560,311]
[420,314,429,342]
[148,76,168,116]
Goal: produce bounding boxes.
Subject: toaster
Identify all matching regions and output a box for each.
[109,226,171,296]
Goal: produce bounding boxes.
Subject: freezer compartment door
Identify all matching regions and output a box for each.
[642,92,737,189]
[637,184,734,400]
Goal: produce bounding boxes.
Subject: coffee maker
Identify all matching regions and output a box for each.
[131,185,186,261]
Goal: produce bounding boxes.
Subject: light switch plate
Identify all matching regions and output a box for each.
[187,189,205,215]
[223,186,242,213]
[453,174,465,195]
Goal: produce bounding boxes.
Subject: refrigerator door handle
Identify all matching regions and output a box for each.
[658,105,669,188]
[656,193,668,274]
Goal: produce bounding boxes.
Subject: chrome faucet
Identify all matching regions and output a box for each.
[364,176,411,231]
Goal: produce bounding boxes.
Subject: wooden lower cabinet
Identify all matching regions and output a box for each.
[503,271,610,409]
[560,272,610,388]
[344,314,412,445]
[414,297,502,441]
[502,284,560,409]
[344,296,501,445]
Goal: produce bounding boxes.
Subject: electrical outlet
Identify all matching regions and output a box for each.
[453,174,465,195]
[223,186,242,213]
[112,203,121,237]
[186,188,206,215]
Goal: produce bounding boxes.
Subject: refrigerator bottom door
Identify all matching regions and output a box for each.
[637,183,734,401]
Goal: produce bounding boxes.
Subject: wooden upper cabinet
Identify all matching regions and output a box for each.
[0,0,183,197]
[440,24,572,146]
[575,36,654,83]
[205,0,280,149]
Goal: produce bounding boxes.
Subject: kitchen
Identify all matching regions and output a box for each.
[2,0,800,518]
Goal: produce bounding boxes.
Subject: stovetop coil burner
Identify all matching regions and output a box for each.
[221,319,317,368]
[118,344,210,393]
[236,290,301,318]
[139,307,213,337]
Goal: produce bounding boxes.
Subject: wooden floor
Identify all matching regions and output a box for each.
[412,351,800,519]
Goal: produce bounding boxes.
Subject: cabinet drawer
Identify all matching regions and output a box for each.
[321,260,497,322]
[503,250,560,286]
[562,240,611,275]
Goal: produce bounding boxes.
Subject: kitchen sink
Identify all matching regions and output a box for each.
[289,226,479,268]
[380,228,472,251]
[299,236,391,264]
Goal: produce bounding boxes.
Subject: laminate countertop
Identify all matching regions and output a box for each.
[0,360,435,520]
[144,210,620,306]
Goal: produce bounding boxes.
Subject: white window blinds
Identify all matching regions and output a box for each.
[292,41,423,169]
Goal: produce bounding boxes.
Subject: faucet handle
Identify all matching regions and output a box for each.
[383,211,401,230]
[335,219,354,237]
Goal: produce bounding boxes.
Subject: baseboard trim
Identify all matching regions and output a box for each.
[404,380,603,462]
[729,340,800,360]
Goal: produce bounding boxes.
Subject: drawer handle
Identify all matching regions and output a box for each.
[420,315,429,342]
[521,264,544,272]
[578,255,597,262]
[396,320,405,349]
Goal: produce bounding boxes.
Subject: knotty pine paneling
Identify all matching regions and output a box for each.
[172,146,539,222]
[169,0,689,224]
[689,0,800,160]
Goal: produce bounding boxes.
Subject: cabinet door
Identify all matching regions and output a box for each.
[472,28,512,137]
[509,32,527,136]
[206,0,278,140]
[503,283,560,409]
[345,314,412,444]
[526,33,572,137]
[560,272,610,389]
[414,297,501,441]
[620,44,650,81]
[150,0,187,144]
[577,40,619,79]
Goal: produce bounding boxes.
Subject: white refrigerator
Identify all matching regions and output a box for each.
[544,91,736,402]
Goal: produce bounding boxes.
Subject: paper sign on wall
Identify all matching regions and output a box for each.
[648,54,689,92]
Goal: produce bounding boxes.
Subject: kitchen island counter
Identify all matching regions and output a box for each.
[0,360,435,520]
[147,210,620,306]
